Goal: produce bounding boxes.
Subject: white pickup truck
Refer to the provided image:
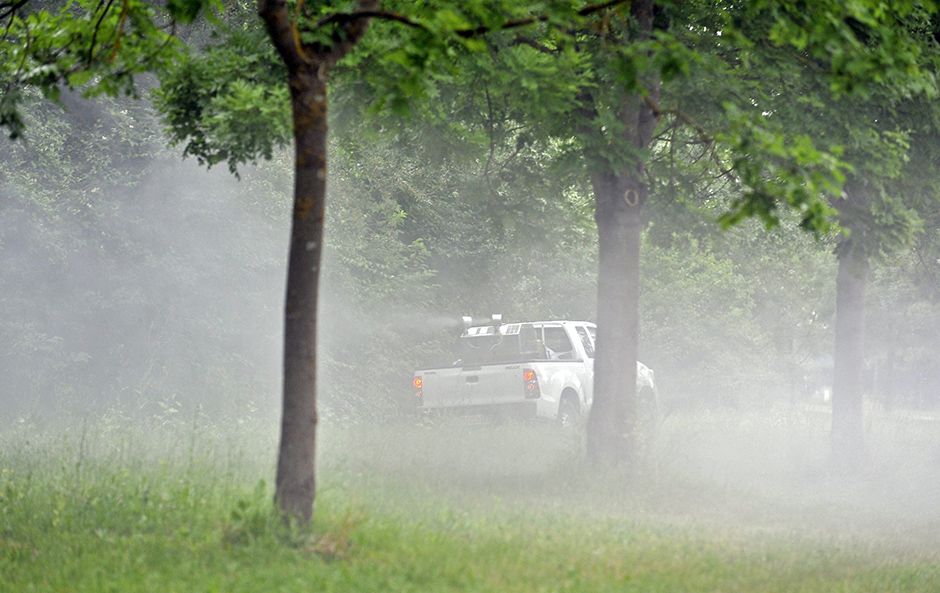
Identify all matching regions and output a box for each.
[412,320,657,426]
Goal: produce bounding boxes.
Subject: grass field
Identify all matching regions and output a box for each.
[2,406,939,592]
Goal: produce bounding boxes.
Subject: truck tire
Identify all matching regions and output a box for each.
[557,391,581,431]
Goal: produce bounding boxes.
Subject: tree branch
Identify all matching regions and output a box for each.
[0,0,30,22]
[313,0,628,38]
[315,9,426,33]
[321,0,378,66]
[259,0,306,70]
[642,94,713,148]
[86,0,115,65]
[509,35,555,53]
[456,0,629,37]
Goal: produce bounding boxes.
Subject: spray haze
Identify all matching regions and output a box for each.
[4,2,940,590]
[3,47,940,591]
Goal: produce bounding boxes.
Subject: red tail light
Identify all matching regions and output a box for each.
[523,368,540,399]
[413,375,423,406]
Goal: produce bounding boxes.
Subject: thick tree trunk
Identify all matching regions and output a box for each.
[583,0,659,469]
[274,67,329,525]
[587,171,645,467]
[831,237,869,470]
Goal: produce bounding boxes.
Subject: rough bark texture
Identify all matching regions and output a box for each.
[274,66,328,525]
[831,235,869,470]
[259,0,374,526]
[585,0,659,468]
[587,171,645,466]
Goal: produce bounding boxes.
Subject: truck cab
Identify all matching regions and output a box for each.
[413,320,656,425]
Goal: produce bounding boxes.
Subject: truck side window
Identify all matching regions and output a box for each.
[519,324,543,360]
[575,326,594,358]
[543,326,575,360]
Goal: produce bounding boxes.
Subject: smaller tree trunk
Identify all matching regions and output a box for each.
[831,236,869,470]
[260,0,374,528]
[275,66,329,525]
[882,333,897,412]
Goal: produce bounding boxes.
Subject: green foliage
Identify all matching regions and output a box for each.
[317,117,601,415]
[345,0,940,237]
[0,94,285,419]
[61,0,937,242]
[4,0,940,418]
[168,0,218,25]
[0,0,218,139]
[154,27,292,173]
[714,106,846,235]
[222,480,286,546]
[867,240,940,406]
[750,0,938,98]
[643,236,761,402]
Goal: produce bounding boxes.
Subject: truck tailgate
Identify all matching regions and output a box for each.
[420,368,467,408]
[420,365,527,409]
[460,364,525,406]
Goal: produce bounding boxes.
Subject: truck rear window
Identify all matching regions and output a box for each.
[456,324,577,365]
[541,327,576,360]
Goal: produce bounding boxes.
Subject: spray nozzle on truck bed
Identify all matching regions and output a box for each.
[461,313,504,333]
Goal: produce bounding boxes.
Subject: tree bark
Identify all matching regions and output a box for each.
[587,170,645,467]
[584,0,659,469]
[831,235,869,470]
[259,0,374,526]
[274,65,329,526]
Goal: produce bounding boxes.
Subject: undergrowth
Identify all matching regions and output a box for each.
[2,409,939,592]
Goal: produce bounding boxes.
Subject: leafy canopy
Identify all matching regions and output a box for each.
[0,0,218,139]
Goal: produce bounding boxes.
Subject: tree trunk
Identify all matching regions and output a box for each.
[259,0,373,527]
[583,0,659,469]
[882,331,896,412]
[274,66,330,525]
[831,236,869,470]
[587,170,645,467]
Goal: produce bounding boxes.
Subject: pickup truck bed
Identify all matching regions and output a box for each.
[412,320,656,424]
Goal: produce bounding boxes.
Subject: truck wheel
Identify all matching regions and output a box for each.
[557,392,581,431]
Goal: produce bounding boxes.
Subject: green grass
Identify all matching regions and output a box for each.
[2,409,940,592]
